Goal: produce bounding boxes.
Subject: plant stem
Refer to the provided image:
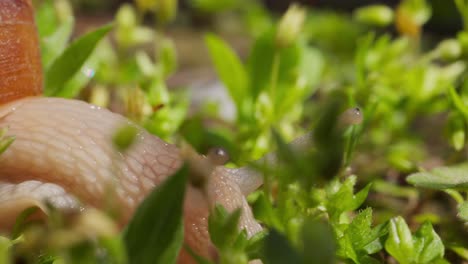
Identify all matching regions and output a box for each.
[270,51,280,117]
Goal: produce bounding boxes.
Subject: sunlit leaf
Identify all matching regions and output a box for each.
[205,34,248,111]
[45,24,113,96]
[385,216,414,264]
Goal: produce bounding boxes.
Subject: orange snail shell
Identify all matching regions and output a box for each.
[0,0,43,104]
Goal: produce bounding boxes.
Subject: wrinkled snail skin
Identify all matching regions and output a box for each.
[0,1,263,262]
[0,0,43,103]
[0,97,263,263]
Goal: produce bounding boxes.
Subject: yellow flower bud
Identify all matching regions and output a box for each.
[275,4,306,49]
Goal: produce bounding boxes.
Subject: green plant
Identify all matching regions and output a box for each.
[3,0,468,263]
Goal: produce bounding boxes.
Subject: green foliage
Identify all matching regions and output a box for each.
[206,20,323,160]
[205,34,248,111]
[326,177,371,221]
[207,205,264,264]
[124,165,187,264]
[336,208,387,263]
[8,0,468,263]
[0,128,14,156]
[264,230,301,264]
[407,163,468,189]
[385,218,445,264]
[45,24,112,96]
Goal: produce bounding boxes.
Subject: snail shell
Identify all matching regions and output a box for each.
[0,0,43,104]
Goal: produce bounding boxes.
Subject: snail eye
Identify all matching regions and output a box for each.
[341,107,363,125]
[207,147,230,165]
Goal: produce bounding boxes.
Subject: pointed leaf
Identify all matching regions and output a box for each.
[124,164,188,264]
[205,34,248,109]
[414,222,444,263]
[45,24,113,96]
[385,217,414,264]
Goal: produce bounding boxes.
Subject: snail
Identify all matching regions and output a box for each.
[0,1,263,263]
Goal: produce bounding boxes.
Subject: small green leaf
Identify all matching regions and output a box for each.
[45,24,113,96]
[124,164,187,264]
[0,236,12,264]
[41,17,75,69]
[407,163,468,190]
[251,191,282,230]
[449,86,468,120]
[413,222,444,263]
[112,125,139,152]
[385,216,414,264]
[0,127,14,156]
[205,34,248,110]
[208,205,242,250]
[264,229,301,264]
[99,236,129,264]
[458,201,468,222]
[159,39,177,78]
[301,219,336,264]
[337,208,387,263]
[326,176,371,221]
[11,207,40,239]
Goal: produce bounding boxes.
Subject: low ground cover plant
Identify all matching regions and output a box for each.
[2,0,468,263]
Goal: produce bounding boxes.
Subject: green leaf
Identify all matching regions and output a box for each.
[0,236,12,264]
[449,86,468,120]
[347,208,387,254]
[0,136,14,156]
[326,176,371,221]
[11,206,40,239]
[458,201,468,222]
[41,17,75,69]
[99,236,129,264]
[264,229,301,264]
[337,208,387,263]
[112,125,139,152]
[35,0,60,37]
[301,219,336,264]
[124,164,188,264]
[45,24,113,96]
[385,216,414,264]
[413,222,444,263]
[208,205,242,250]
[407,163,468,190]
[251,191,282,231]
[205,34,248,110]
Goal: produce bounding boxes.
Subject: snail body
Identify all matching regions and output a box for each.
[0,1,262,263]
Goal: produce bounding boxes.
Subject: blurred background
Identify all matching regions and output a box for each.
[70,0,461,34]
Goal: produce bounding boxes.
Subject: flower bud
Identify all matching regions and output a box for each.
[275,4,306,49]
[395,0,431,37]
[457,31,468,54]
[436,39,462,60]
[116,4,137,29]
[353,5,394,27]
[155,0,178,24]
